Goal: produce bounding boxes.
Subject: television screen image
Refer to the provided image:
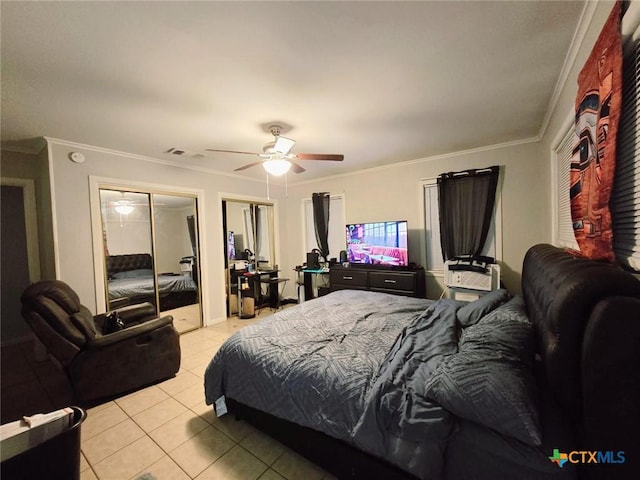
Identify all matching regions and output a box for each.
[346,221,408,266]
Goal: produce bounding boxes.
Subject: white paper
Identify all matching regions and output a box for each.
[215,395,228,417]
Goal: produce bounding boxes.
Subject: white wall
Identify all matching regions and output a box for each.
[154,205,195,274]
[47,139,284,325]
[280,140,546,297]
[103,208,153,256]
[47,137,546,309]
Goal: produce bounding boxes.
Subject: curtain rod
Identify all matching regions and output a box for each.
[421,166,498,182]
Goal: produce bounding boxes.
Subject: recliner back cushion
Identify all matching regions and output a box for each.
[32,296,86,347]
[71,305,97,340]
[22,280,88,347]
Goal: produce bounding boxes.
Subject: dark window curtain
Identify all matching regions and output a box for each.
[186,215,197,256]
[438,166,499,261]
[312,192,330,260]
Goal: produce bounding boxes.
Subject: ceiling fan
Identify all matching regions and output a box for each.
[206,125,344,176]
[105,192,163,215]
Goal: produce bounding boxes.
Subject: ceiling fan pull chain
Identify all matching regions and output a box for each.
[266,171,270,200]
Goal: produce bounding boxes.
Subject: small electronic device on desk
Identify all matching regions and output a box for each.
[295,263,330,302]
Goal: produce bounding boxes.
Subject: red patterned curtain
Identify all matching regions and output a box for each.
[570,1,622,261]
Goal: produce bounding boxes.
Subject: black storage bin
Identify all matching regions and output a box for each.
[1,406,86,480]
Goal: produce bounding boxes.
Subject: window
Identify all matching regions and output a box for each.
[423,183,444,271]
[553,126,580,251]
[357,221,406,248]
[303,194,345,259]
[611,37,640,271]
[423,181,500,271]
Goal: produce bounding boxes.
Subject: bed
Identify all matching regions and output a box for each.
[204,244,640,480]
[107,253,198,311]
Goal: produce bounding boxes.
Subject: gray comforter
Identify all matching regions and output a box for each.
[204,290,461,479]
[108,274,197,299]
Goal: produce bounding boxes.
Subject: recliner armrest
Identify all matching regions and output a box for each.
[114,302,157,324]
[87,315,175,349]
[94,302,157,329]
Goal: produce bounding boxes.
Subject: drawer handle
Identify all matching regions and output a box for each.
[384,279,397,284]
[343,276,353,280]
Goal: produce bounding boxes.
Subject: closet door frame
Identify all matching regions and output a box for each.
[89,176,208,320]
[218,192,281,316]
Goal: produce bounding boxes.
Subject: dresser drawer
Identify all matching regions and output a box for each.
[369,271,415,292]
[329,269,368,287]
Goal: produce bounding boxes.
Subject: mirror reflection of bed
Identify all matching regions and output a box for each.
[100,189,202,334]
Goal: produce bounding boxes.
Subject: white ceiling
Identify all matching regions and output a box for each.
[1,1,585,181]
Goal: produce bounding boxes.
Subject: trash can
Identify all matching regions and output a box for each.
[1,406,86,480]
[240,296,255,319]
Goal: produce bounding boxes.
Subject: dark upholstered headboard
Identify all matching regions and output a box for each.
[522,244,640,479]
[106,254,153,276]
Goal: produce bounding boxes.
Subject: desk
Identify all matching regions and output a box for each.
[233,269,279,318]
[297,268,330,301]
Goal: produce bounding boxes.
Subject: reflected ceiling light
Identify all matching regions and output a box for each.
[262,158,291,176]
[114,202,134,215]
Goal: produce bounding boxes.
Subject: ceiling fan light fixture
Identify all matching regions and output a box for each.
[263,159,291,176]
[114,202,134,215]
[273,135,295,155]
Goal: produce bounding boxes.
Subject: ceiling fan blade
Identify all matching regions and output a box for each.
[291,153,344,161]
[290,162,306,174]
[234,161,265,172]
[206,148,260,156]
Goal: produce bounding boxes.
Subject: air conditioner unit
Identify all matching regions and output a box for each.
[444,261,501,292]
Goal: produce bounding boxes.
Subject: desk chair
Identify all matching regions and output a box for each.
[259,277,289,312]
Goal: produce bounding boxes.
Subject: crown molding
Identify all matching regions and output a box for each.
[43,136,268,185]
[538,1,598,140]
[289,135,540,187]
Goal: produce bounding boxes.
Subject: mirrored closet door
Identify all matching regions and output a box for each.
[223,199,276,316]
[99,188,202,333]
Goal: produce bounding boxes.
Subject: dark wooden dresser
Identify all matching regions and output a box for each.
[329,265,425,298]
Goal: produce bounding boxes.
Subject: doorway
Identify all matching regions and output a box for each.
[0,179,40,344]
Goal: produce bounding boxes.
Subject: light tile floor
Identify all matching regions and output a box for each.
[1,309,334,480]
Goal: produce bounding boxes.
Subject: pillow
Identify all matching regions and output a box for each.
[111,269,153,279]
[426,296,542,446]
[460,296,535,364]
[456,288,510,327]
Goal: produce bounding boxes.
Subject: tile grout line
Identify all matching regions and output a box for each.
[124,406,194,480]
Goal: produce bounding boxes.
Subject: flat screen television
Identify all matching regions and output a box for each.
[346,220,408,267]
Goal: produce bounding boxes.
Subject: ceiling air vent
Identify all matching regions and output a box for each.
[166,147,205,159]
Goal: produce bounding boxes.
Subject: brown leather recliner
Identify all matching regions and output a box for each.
[21,280,181,403]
